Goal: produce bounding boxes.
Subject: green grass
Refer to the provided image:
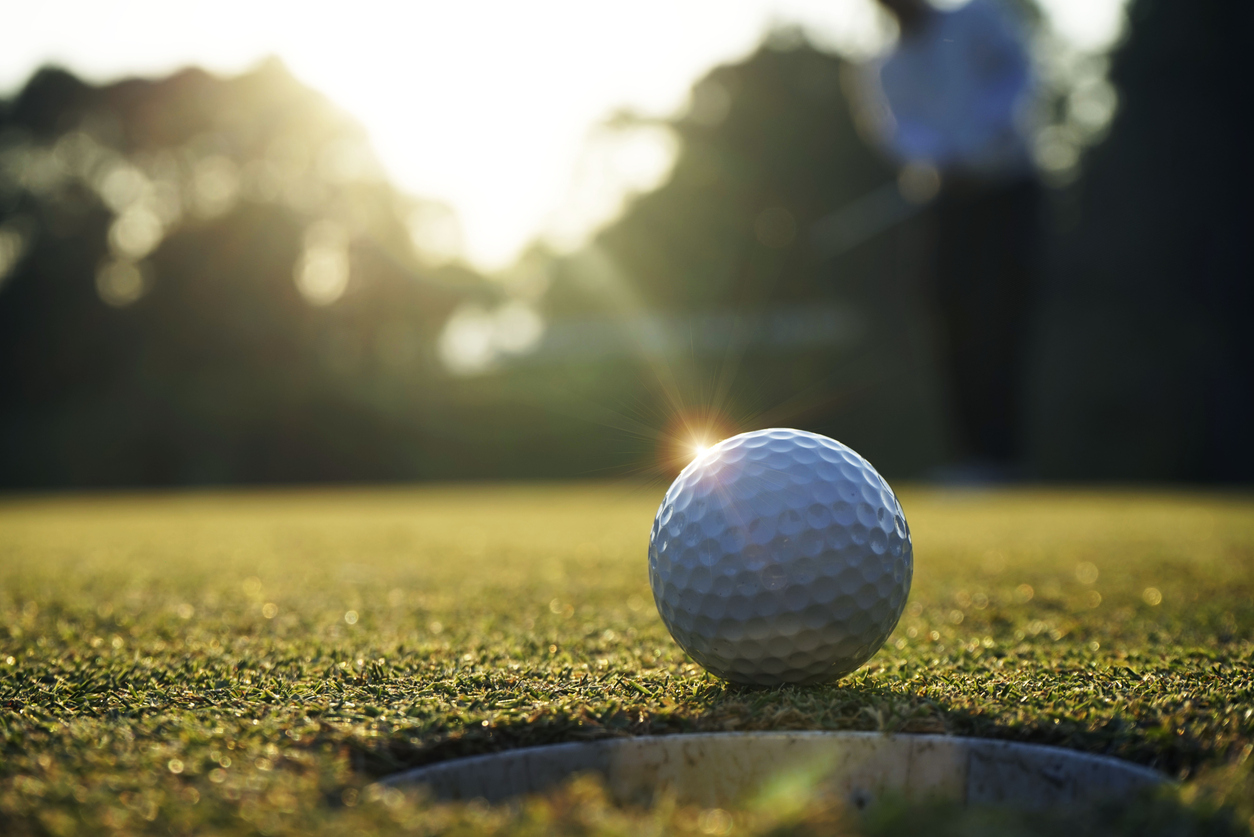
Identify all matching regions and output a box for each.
[1,484,1252,835]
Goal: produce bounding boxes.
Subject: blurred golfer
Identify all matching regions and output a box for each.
[856,0,1040,476]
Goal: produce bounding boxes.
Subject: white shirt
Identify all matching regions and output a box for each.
[862,0,1034,178]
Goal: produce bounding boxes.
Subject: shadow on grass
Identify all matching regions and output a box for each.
[339,678,1191,777]
[328,678,1253,833]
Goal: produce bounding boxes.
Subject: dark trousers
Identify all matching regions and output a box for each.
[931,176,1041,464]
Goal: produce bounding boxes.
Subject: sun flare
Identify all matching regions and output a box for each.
[654,406,739,477]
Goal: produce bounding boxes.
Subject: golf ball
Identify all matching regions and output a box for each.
[648,428,912,686]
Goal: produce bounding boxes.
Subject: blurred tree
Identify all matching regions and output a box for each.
[0,61,478,486]
[550,32,897,314]
[2,2,1246,487]
[1027,0,1254,481]
[538,32,951,476]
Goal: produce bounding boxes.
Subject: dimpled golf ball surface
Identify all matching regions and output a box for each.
[648,428,912,686]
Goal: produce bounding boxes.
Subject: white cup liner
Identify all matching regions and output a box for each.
[383,731,1166,810]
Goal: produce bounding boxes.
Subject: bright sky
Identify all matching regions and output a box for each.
[4,0,1127,272]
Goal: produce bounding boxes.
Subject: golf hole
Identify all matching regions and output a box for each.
[383,731,1165,810]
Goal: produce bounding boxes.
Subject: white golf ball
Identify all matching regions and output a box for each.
[648,428,912,686]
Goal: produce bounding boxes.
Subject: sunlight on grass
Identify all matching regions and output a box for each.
[1,485,1251,834]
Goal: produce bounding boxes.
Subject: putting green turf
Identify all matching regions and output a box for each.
[1,485,1252,835]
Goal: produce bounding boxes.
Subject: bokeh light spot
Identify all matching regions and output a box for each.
[108,206,164,259]
[436,300,546,375]
[294,220,350,305]
[192,155,241,218]
[0,225,27,288]
[95,259,149,307]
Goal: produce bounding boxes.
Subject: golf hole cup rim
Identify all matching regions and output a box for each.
[381,731,1165,810]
